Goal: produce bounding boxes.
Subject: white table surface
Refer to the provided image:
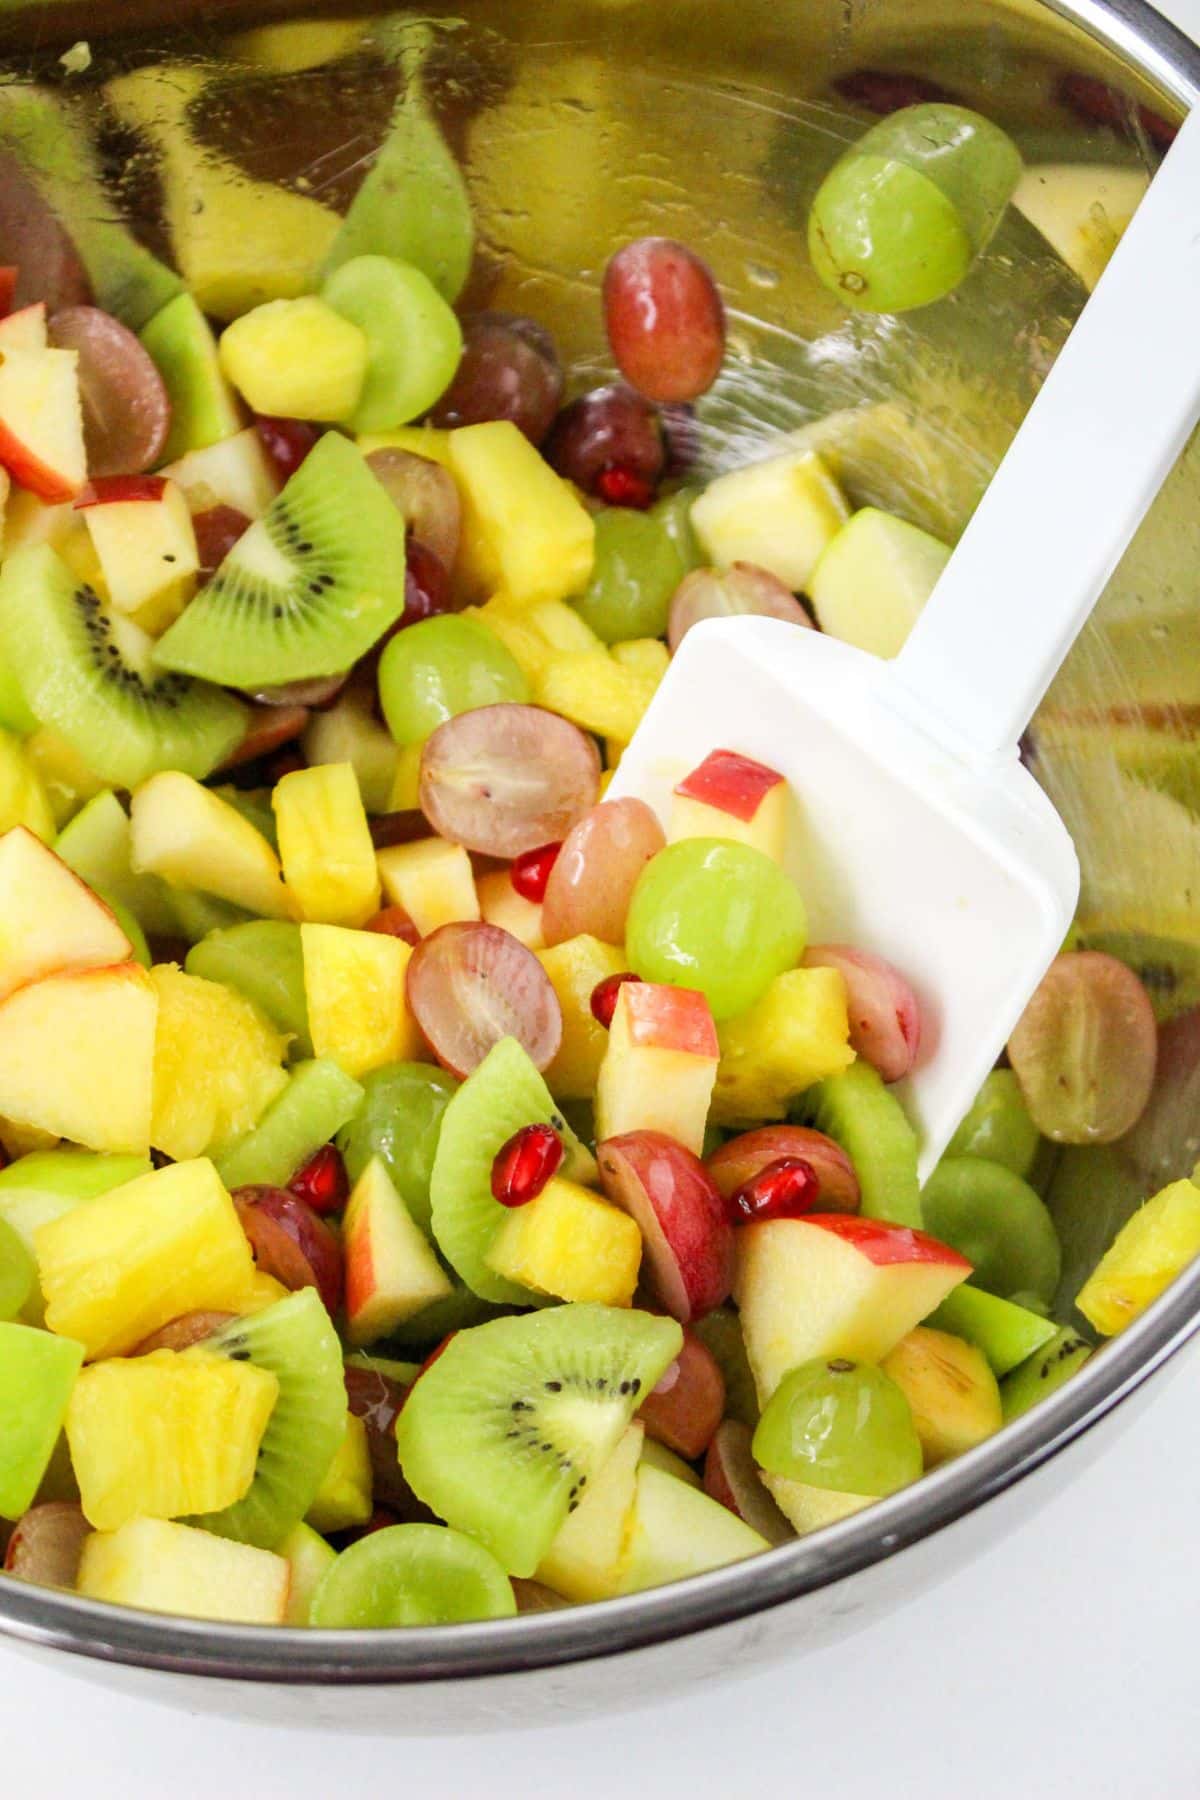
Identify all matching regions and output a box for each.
[5,4,1200,1792]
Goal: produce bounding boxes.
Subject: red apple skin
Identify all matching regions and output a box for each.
[803,944,921,1083]
[804,1213,971,1271]
[621,979,719,1059]
[708,1126,860,1214]
[637,1328,725,1459]
[703,1420,793,1545]
[0,417,79,503]
[75,473,168,508]
[597,1130,733,1321]
[675,748,783,822]
[232,1186,344,1315]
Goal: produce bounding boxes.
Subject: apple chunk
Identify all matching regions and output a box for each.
[0,303,48,353]
[597,1130,733,1321]
[670,749,792,864]
[734,1215,971,1404]
[594,980,718,1156]
[0,825,132,1003]
[343,1156,452,1345]
[77,1516,290,1622]
[0,346,86,503]
[77,475,200,619]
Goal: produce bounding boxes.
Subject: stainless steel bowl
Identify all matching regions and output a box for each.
[1,0,1198,1731]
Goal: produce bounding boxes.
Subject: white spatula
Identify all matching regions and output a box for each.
[610,103,1200,1180]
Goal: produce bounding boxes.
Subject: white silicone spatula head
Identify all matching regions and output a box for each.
[611,104,1200,1179]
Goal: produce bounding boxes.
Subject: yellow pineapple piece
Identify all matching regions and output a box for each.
[611,637,670,684]
[528,600,607,657]
[536,1422,644,1602]
[232,1269,290,1313]
[376,837,479,936]
[447,421,595,605]
[35,1158,257,1359]
[149,964,289,1161]
[24,728,105,829]
[301,923,421,1077]
[220,298,367,423]
[357,425,453,467]
[711,967,854,1125]
[534,650,662,744]
[690,448,849,590]
[388,740,424,812]
[882,1327,1002,1466]
[478,868,544,950]
[130,772,294,920]
[537,935,628,1098]
[305,1411,373,1533]
[485,1176,642,1306]
[1077,1178,1200,1336]
[274,763,380,927]
[78,1517,290,1623]
[594,980,719,1156]
[468,597,553,683]
[0,733,56,841]
[66,1347,278,1531]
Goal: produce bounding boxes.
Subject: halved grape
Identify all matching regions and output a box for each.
[752,1358,922,1495]
[309,1522,516,1627]
[637,1330,725,1459]
[545,385,665,500]
[541,797,665,948]
[707,1125,860,1214]
[232,1187,345,1316]
[1007,951,1156,1143]
[431,311,563,445]
[377,616,528,748]
[2,1502,89,1589]
[604,238,726,403]
[419,703,601,858]
[255,415,318,481]
[48,305,171,476]
[668,563,813,653]
[407,921,563,1077]
[921,1156,1062,1306]
[219,703,310,773]
[249,675,347,710]
[396,540,454,630]
[194,504,251,581]
[365,447,461,570]
[803,945,921,1083]
[133,1311,234,1354]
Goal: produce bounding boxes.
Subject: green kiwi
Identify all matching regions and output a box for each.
[690,1306,759,1428]
[1000,1326,1093,1421]
[216,1058,364,1190]
[927,1284,1058,1377]
[187,921,312,1057]
[795,1062,921,1228]
[429,1036,598,1305]
[395,1304,683,1576]
[1075,930,1200,1024]
[55,790,178,937]
[188,1289,345,1548]
[154,432,409,688]
[0,547,247,790]
[923,1156,1062,1306]
[375,1279,505,1351]
[309,1522,515,1627]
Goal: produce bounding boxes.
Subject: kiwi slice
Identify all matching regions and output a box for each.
[154,432,408,688]
[796,1062,921,1229]
[1075,929,1200,1024]
[1000,1326,1093,1421]
[0,546,246,790]
[188,1289,345,1549]
[187,921,312,1057]
[429,1036,598,1305]
[216,1057,364,1190]
[395,1304,683,1576]
[690,1306,760,1429]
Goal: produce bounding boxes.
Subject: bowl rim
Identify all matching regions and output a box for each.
[2,0,1200,1689]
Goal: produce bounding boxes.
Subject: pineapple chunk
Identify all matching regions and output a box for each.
[536,1422,644,1602]
[343,1156,452,1345]
[690,447,849,590]
[485,1175,642,1306]
[530,601,607,656]
[711,967,854,1125]
[24,728,106,828]
[131,772,294,920]
[0,825,132,1003]
[274,763,380,927]
[669,750,792,864]
[149,964,289,1161]
[35,1158,257,1359]
[305,1411,373,1532]
[537,935,629,1098]
[594,980,719,1156]
[219,297,367,422]
[611,637,670,684]
[66,1348,279,1531]
[78,1517,290,1623]
[468,597,554,683]
[1077,1178,1200,1336]
[535,650,663,744]
[478,868,545,950]
[447,421,595,605]
[232,1269,290,1313]
[388,740,424,812]
[376,837,479,936]
[0,734,55,842]
[881,1326,1002,1466]
[301,923,421,1077]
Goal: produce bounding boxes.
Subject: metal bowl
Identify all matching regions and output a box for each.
[1,0,1198,1731]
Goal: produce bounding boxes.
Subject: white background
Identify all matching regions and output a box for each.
[4,3,1200,1792]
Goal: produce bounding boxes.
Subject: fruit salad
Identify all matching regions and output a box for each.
[0,40,1191,1633]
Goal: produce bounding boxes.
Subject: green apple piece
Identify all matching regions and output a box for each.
[166,890,253,945]
[56,790,178,938]
[278,1519,338,1624]
[690,447,849,592]
[927,1283,1058,1377]
[216,1058,364,1190]
[187,921,312,1058]
[536,1422,643,1602]
[0,1321,84,1518]
[1013,164,1148,293]
[1000,1325,1092,1420]
[808,507,951,659]
[105,897,150,969]
[616,1463,768,1593]
[303,694,398,815]
[639,1437,702,1489]
[141,292,243,464]
[0,86,181,330]
[0,1215,35,1321]
[787,404,983,550]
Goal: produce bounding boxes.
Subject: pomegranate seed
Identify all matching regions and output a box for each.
[511,841,562,904]
[490,1122,564,1207]
[728,1156,819,1225]
[590,970,643,1029]
[365,904,420,945]
[255,414,319,481]
[289,1144,349,1216]
[594,463,657,509]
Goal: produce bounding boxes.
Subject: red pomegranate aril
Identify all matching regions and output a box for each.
[727,1156,820,1225]
[290,1143,349,1216]
[544,385,665,499]
[707,1125,860,1214]
[511,841,561,904]
[48,306,171,477]
[233,1185,345,1315]
[406,919,563,1076]
[590,970,643,1029]
[603,238,726,404]
[255,414,319,481]
[490,1122,564,1207]
[193,503,251,580]
[594,464,657,509]
[431,311,564,445]
[365,903,421,944]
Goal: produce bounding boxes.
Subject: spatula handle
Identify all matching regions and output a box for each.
[890,103,1200,762]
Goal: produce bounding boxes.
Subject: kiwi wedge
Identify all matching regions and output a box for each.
[395,1304,683,1576]
[216,1058,364,1190]
[154,432,408,688]
[0,546,246,790]
[1000,1326,1093,1421]
[795,1062,921,1229]
[187,1289,345,1549]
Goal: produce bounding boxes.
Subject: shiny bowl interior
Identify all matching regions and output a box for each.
[1,0,1199,1691]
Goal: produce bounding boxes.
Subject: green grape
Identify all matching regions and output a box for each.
[337,1061,458,1237]
[625,837,806,1020]
[808,104,1022,313]
[572,495,699,645]
[378,616,529,747]
[922,1155,1062,1306]
[654,487,703,570]
[0,1214,35,1321]
[947,1070,1040,1177]
[753,1358,922,1496]
[309,1522,515,1627]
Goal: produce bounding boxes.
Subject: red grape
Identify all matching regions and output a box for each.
[255,414,319,481]
[1057,71,1176,150]
[490,1122,564,1207]
[399,538,454,628]
[668,562,813,653]
[431,312,564,445]
[368,810,430,851]
[637,1330,725,1458]
[193,503,251,580]
[1007,951,1156,1143]
[343,1364,431,1517]
[218,702,310,772]
[419,703,601,858]
[406,920,563,1076]
[544,384,665,501]
[0,154,90,313]
[233,1185,345,1315]
[248,673,347,709]
[597,1129,733,1322]
[48,306,170,477]
[365,904,420,945]
[803,944,921,1083]
[708,1125,860,1214]
[3,1503,89,1588]
[133,1311,236,1354]
[541,797,665,947]
[833,68,955,114]
[365,447,461,571]
[603,238,726,404]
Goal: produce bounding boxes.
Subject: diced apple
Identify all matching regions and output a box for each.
[711,967,854,1125]
[447,420,595,605]
[670,749,792,863]
[690,448,848,591]
[131,771,295,921]
[76,475,200,618]
[808,507,951,659]
[3,486,84,555]
[0,346,87,503]
[77,1517,290,1623]
[376,837,479,938]
[0,825,132,1003]
[0,1321,84,1519]
[597,1131,733,1322]
[594,980,719,1156]
[760,1472,874,1536]
[734,1215,971,1404]
[881,1326,1002,1466]
[477,868,545,949]
[0,735,54,841]
[535,1422,644,1603]
[274,762,380,928]
[537,935,629,1099]
[1013,163,1148,292]
[485,1175,643,1306]
[0,303,48,353]
[279,1520,337,1625]
[342,1156,452,1345]
[162,424,281,520]
[305,1411,373,1533]
[615,1462,768,1593]
[301,923,421,1078]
